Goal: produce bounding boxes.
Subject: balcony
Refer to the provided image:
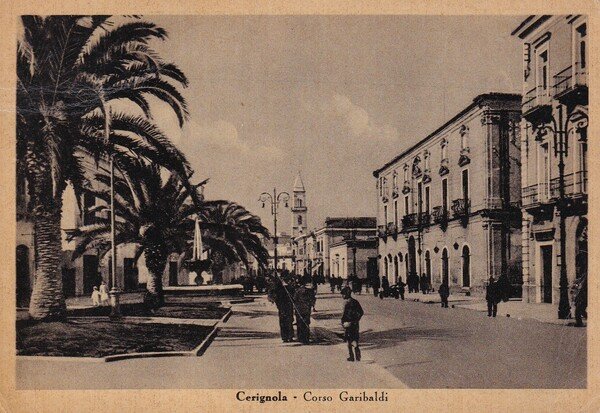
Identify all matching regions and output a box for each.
[522,86,552,125]
[377,225,387,239]
[451,198,470,218]
[401,213,417,231]
[432,206,448,223]
[549,171,588,199]
[523,171,587,212]
[554,63,588,107]
[418,212,431,226]
[386,222,398,237]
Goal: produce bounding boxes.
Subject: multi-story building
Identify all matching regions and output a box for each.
[329,238,378,280]
[512,16,588,305]
[373,93,522,295]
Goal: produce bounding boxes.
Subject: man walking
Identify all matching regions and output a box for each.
[268,277,295,342]
[341,286,364,362]
[486,276,498,317]
[293,276,316,344]
[438,280,449,308]
[371,275,380,297]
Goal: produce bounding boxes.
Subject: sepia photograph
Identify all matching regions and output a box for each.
[2,4,595,411]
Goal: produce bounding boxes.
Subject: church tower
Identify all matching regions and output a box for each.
[291,171,307,238]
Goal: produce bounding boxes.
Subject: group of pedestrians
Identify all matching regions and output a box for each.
[90,280,110,306]
[268,274,316,344]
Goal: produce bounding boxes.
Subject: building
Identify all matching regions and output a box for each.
[329,238,378,280]
[16,157,177,305]
[512,16,588,305]
[291,172,308,238]
[373,93,522,295]
[265,232,295,272]
[294,217,378,278]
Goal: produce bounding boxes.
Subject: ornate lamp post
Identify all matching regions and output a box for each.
[535,105,588,319]
[259,189,290,271]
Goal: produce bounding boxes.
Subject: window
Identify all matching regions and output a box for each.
[298,215,303,225]
[417,181,423,214]
[441,178,448,211]
[384,205,388,224]
[424,151,430,171]
[460,125,469,150]
[580,141,587,192]
[393,171,398,190]
[394,200,398,226]
[538,49,549,92]
[403,164,409,182]
[540,143,550,198]
[461,169,469,200]
[425,186,430,214]
[577,23,587,70]
[83,192,96,225]
[404,195,410,216]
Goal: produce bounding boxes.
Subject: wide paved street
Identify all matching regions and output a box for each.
[17,291,586,389]
[313,291,586,388]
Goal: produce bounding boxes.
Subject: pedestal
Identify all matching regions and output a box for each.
[109,288,121,319]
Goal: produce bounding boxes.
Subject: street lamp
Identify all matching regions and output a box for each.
[534,105,588,319]
[259,188,290,272]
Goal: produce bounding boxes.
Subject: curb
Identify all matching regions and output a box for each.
[17,307,233,363]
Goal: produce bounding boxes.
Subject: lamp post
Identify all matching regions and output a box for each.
[100,98,121,319]
[259,188,290,272]
[535,104,588,319]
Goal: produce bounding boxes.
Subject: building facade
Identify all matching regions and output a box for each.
[373,93,522,295]
[329,239,378,280]
[512,16,588,304]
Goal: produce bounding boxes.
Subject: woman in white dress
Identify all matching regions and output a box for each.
[99,280,110,306]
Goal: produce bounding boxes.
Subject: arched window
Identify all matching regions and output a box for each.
[394,255,399,283]
[459,125,469,150]
[384,256,388,278]
[462,245,470,287]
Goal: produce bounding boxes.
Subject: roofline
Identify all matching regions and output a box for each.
[511,15,552,39]
[372,93,521,177]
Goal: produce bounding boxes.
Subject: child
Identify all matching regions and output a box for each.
[91,286,101,306]
[341,286,364,362]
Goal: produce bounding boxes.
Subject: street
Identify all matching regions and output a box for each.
[17,291,586,389]
[313,292,586,388]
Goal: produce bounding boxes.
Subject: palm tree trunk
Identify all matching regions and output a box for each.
[144,244,167,308]
[27,151,66,320]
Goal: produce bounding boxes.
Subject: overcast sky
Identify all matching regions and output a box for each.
[148,15,523,235]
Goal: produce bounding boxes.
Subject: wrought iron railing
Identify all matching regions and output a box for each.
[522,85,552,114]
[554,62,587,97]
[432,206,448,224]
[451,198,470,217]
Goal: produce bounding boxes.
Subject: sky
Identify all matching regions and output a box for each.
[147,15,524,235]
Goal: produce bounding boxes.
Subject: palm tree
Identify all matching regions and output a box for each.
[17,16,192,319]
[197,200,271,283]
[67,160,270,305]
[66,157,206,308]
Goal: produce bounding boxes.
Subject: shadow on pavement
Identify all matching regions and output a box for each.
[218,328,281,341]
[312,311,342,320]
[359,326,464,350]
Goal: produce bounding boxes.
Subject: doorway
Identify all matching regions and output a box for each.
[83,254,100,294]
[441,248,449,285]
[16,245,31,307]
[124,258,139,291]
[169,261,179,286]
[408,236,417,288]
[462,245,471,287]
[540,245,553,303]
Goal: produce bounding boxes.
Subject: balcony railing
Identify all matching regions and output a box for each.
[377,225,387,238]
[431,206,448,224]
[386,222,398,235]
[522,86,552,115]
[451,198,470,218]
[523,171,587,206]
[401,213,417,230]
[418,212,431,226]
[554,63,587,97]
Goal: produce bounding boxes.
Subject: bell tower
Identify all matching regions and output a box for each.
[292,171,307,238]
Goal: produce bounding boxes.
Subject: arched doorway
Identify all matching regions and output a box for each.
[441,247,449,285]
[576,217,588,280]
[408,236,417,291]
[393,255,399,283]
[16,245,31,308]
[404,253,409,284]
[462,245,471,287]
[383,256,388,278]
[425,250,432,285]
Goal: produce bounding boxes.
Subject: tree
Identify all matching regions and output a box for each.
[65,157,205,308]
[17,16,191,319]
[197,200,270,283]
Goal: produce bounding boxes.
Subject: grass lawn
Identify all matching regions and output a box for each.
[16,319,213,358]
[67,303,229,319]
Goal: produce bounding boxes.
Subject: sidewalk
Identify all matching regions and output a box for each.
[401,291,576,326]
[197,296,408,388]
